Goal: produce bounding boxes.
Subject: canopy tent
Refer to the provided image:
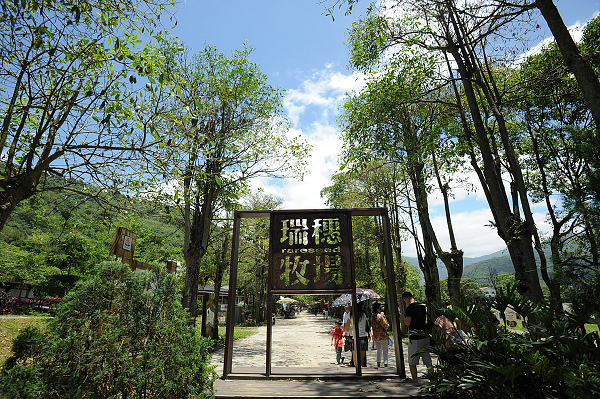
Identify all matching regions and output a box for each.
[276,297,298,305]
[332,288,380,307]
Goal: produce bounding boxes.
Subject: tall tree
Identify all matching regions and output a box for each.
[133,39,310,318]
[327,0,600,129]
[0,0,175,232]
[345,0,547,301]
[513,18,600,310]
[336,52,470,305]
[531,0,600,131]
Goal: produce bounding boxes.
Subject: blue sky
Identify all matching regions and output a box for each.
[169,1,600,258]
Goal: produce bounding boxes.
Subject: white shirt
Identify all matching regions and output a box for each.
[343,311,351,336]
[357,314,368,338]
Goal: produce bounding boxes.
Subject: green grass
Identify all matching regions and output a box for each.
[193,316,258,342]
[0,316,50,365]
[502,318,599,334]
[503,318,527,330]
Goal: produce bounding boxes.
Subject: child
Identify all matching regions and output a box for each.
[331,320,345,365]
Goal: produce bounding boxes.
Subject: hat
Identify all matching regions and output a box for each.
[335,319,342,325]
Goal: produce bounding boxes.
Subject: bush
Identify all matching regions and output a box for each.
[35,274,80,298]
[1,297,32,315]
[421,283,600,398]
[0,261,216,398]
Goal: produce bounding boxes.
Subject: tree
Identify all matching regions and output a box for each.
[132,39,310,318]
[1,261,216,398]
[327,0,600,130]
[0,1,176,233]
[237,191,283,323]
[345,0,547,302]
[511,16,600,316]
[321,164,411,303]
[531,0,600,131]
[337,49,473,305]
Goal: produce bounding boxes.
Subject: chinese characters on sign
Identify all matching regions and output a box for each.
[270,211,353,291]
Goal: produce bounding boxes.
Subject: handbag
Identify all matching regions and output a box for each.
[344,336,353,352]
[387,337,393,346]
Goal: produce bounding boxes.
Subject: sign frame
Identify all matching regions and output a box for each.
[223,208,405,380]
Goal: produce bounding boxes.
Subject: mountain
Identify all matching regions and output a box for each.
[404,248,550,284]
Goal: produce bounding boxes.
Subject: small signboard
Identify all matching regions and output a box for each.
[269,210,353,292]
[123,235,132,251]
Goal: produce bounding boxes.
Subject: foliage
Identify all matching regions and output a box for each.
[439,278,482,306]
[35,275,80,298]
[127,36,311,316]
[0,242,59,285]
[0,0,177,232]
[0,179,185,298]
[0,261,216,398]
[421,283,600,398]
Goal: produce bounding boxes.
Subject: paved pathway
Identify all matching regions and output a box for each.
[210,311,436,398]
[210,310,432,376]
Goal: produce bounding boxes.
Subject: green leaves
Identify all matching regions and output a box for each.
[0,261,216,397]
[423,286,600,398]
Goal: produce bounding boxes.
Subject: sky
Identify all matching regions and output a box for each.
[168,0,600,258]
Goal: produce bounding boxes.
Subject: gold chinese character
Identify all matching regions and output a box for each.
[280,256,310,286]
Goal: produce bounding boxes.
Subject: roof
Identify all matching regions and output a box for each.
[197,285,230,294]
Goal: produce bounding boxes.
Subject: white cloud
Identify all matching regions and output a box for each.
[250,66,365,210]
[249,122,342,210]
[283,67,366,128]
[328,71,366,93]
[402,208,507,259]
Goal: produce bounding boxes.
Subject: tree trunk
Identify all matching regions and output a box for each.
[211,228,232,340]
[536,0,600,131]
[446,27,544,302]
[431,149,464,301]
[182,179,218,320]
[0,173,39,232]
[409,158,441,305]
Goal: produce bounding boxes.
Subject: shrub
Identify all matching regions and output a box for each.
[1,261,216,398]
[421,283,600,398]
[0,291,8,308]
[1,297,31,315]
[36,274,80,298]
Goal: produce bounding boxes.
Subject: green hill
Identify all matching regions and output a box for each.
[405,248,553,285]
[0,177,184,289]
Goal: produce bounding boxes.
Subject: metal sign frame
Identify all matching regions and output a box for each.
[223,208,405,379]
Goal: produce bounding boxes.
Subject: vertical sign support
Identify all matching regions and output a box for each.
[223,211,242,378]
[381,211,406,379]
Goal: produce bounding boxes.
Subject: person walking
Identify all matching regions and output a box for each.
[400,291,433,380]
[371,302,390,368]
[342,305,354,367]
[354,301,370,368]
[331,320,345,365]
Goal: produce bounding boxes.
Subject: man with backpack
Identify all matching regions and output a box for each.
[400,291,433,381]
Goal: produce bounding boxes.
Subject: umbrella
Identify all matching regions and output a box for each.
[276,297,298,304]
[332,288,380,307]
